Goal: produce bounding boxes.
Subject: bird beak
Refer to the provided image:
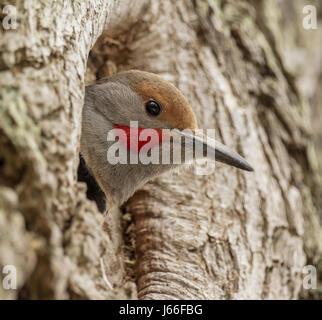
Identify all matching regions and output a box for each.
[172,129,254,172]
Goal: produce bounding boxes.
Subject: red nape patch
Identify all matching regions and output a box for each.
[113,124,166,153]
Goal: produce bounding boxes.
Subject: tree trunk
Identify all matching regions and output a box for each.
[0,0,321,299]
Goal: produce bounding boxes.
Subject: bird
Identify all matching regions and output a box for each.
[78,70,253,213]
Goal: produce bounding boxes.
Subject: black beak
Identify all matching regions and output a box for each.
[173,129,254,172]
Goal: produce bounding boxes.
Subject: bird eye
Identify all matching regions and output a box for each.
[145,99,162,117]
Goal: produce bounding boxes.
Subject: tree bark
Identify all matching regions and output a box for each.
[0,0,321,299]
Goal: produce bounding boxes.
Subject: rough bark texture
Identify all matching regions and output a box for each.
[0,0,321,299]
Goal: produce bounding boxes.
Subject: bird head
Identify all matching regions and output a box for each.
[80,70,253,209]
